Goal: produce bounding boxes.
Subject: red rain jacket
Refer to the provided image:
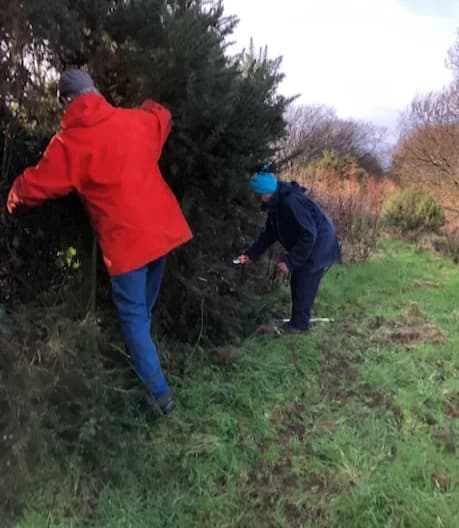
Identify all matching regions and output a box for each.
[8,94,193,275]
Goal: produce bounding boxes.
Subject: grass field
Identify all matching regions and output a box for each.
[16,239,459,528]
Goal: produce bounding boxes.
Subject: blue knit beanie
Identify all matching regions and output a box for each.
[250,172,278,194]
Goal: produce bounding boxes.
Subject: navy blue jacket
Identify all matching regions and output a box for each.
[246,182,341,272]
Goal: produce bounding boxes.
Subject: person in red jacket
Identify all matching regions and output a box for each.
[7,69,193,415]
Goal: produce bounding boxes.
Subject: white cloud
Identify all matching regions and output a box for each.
[223,0,458,130]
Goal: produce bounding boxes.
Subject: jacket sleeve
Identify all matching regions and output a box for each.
[245,218,277,261]
[283,196,317,271]
[140,99,172,154]
[7,134,73,214]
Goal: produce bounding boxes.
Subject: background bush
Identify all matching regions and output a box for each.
[384,187,445,234]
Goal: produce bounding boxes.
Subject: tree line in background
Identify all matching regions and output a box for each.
[282,28,459,263]
[392,30,459,246]
[282,104,387,177]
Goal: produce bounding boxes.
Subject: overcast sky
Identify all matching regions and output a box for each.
[223,0,459,134]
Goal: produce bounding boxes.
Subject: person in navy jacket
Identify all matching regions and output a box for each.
[237,170,341,332]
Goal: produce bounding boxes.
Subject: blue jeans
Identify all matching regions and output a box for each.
[290,267,325,330]
[111,257,170,400]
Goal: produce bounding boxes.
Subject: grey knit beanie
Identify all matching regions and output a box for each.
[58,69,99,101]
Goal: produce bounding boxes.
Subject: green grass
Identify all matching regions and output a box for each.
[16,239,459,528]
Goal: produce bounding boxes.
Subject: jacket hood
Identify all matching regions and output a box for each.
[61,94,116,129]
[278,181,307,196]
[264,181,306,211]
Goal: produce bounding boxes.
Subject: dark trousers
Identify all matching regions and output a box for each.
[290,267,325,330]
